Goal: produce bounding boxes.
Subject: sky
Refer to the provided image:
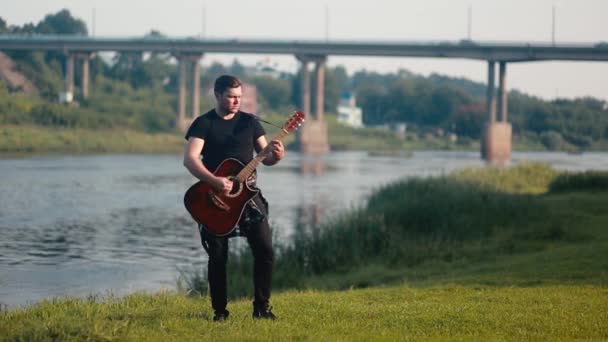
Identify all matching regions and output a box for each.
[3,0,608,101]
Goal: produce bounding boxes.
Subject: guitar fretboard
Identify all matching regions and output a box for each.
[235,129,289,183]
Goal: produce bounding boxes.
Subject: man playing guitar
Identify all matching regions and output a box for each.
[183,75,284,321]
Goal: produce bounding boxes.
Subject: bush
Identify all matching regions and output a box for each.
[549,171,608,193]
[29,103,75,126]
[540,131,570,151]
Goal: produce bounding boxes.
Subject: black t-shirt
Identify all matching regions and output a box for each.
[185,109,266,171]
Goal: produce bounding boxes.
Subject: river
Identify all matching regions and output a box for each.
[1,150,607,307]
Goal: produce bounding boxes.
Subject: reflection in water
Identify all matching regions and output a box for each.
[2,151,608,307]
[299,156,325,176]
[295,202,324,229]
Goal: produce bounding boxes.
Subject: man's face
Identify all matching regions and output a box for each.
[216,86,242,114]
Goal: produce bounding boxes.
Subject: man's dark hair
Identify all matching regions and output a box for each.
[214,75,242,95]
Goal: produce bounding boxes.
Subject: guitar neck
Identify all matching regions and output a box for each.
[235,129,288,183]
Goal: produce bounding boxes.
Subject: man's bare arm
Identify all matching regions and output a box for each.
[183,137,232,192]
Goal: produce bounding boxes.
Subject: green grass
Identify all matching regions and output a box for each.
[2,113,409,155]
[0,125,184,155]
[453,162,559,194]
[2,112,606,155]
[1,286,606,341]
[2,164,608,340]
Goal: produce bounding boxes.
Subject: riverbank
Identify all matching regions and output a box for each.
[0,120,420,156]
[2,163,606,339]
[3,120,605,157]
[0,125,184,155]
[180,163,608,297]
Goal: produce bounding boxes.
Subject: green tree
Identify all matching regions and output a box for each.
[0,17,7,33]
[386,78,417,123]
[430,86,473,127]
[356,83,387,125]
[250,76,292,111]
[228,59,247,78]
[35,9,88,35]
[321,66,349,112]
[452,103,485,138]
[6,22,37,34]
[206,62,230,80]
[109,52,144,86]
[108,30,172,89]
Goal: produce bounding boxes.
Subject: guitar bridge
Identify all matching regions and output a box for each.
[207,190,231,211]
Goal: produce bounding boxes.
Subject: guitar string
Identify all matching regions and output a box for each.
[236,129,288,183]
[235,112,302,183]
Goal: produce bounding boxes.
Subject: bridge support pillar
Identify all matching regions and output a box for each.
[176,53,203,132]
[482,61,512,165]
[192,57,201,119]
[298,57,311,116]
[314,57,326,121]
[81,56,89,99]
[295,54,329,155]
[486,61,497,123]
[177,56,187,131]
[497,61,508,122]
[298,119,329,154]
[75,52,95,99]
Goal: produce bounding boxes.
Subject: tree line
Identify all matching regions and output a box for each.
[1,10,607,150]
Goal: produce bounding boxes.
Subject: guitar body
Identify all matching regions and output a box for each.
[184,158,259,236]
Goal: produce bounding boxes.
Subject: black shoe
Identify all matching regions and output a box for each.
[252,306,277,320]
[213,310,229,322]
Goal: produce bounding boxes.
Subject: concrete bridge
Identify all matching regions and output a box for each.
[2,35,607,162]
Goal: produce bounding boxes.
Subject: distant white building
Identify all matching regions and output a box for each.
[337,93,363,128]
[59,92,73,103]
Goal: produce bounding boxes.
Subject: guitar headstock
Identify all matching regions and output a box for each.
[283,111,306,133]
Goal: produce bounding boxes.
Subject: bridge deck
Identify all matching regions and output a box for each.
[1,35,607,62]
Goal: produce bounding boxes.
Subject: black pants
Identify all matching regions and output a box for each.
[202,195,274,313]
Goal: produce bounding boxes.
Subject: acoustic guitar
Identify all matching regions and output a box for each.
[184,111,305,236]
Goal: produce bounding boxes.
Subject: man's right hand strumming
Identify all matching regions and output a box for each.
[213,177,233,193]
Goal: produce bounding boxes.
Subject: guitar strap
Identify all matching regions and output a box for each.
[241,112,283,129]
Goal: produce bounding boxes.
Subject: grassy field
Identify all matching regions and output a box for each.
[1,163,607,340]
[1,113,604,155]
[0,125,184,155]
[1,285,606,341]
[1,113,469,156]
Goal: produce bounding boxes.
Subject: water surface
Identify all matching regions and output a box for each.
[1,151,607,307]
